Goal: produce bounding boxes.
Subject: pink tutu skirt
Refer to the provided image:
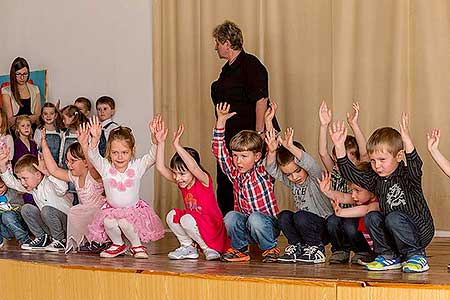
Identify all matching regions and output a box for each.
[88,199,165,243]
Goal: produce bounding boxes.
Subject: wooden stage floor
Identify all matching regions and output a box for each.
[1,234,450,288]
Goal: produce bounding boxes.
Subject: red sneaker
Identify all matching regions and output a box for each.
[100,243,127,258]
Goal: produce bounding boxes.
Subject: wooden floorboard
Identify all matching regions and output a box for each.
[1,235,450,288]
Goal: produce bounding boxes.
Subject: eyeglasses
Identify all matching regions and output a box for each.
[15,72,29,78]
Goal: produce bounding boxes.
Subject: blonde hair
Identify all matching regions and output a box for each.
[229,130,263,153]
[105,127,136,162]
[14,154,40,174]
[367,127,403,156]
[15,115,32,138]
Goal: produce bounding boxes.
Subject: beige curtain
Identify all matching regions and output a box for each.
[153,0,450,230]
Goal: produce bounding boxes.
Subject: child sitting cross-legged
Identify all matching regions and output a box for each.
[212,102,280,263]
[265,127,334,264]
[153,116,229,261]
[319,169,377,265]
[329,114,434,273]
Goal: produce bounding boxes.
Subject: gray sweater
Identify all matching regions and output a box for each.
[266,150,334,219]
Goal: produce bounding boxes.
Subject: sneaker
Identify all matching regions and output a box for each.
[402,255,429,273]
[130,245,149,259]
[262,247,280,263]
[0,239,4,249]
[365,255,402,271]
[329,250,350,264]
[203,248,220,261]
[168,245,199,260]
[21,234,49,250]
[351,252,375,266]
[297,244,326,264]
[220,248,250,262]
[45,239,66,252]
[278,244,302,263]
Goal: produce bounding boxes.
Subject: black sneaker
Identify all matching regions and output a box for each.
[21,234,49,250]
[45,239,66,252]
[297,244,326,264]
[278,244,302,263]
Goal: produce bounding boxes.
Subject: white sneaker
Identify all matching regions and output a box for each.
[204,248,220,261]
[168,245,199,260]
[0,239,4,249]
[45,239,65,252]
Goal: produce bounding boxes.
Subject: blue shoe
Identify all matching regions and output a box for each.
[365,255,402,271]
[402,255,429,273]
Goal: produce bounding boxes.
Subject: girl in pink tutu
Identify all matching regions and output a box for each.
[39,124,106,253]
[153,116,229,261]
[87,116,164,259]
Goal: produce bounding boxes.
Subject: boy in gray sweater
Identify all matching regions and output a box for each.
[265,108,333,263]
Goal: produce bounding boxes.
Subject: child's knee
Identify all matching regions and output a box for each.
[166,210,176,225]
[104,218,119,229]
[180,214,196,229]
[1,211,18,224]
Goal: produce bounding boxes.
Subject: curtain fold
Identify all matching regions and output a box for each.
[153,0,450,230]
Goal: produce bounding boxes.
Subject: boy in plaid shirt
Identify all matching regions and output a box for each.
[212,102,280,262]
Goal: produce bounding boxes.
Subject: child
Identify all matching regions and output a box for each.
[0,153,71,251]
[12,115,38,167]
[0,111,14,162]
[329,114,434,272]
[154,118,229,261]
[318,101,368,193]
[0,177,31,248]
[40,124,106,253]
[74,97,92,117]
[319,170,377,265]
[265,127,334,264]
[212,102,280,263]
[87,116,164,259]
[34,102,62,163]
[59,105,88,169]
[96,96,119,157]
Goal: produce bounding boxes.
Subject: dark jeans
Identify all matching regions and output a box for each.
[278,210,327,246]
[364,210,425,259]
[216,163,234,216]
[327,214,371,253]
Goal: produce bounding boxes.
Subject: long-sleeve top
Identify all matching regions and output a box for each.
[88,143,157,208]
[337,149,434,245]
[1,169,71,214]
[212,127,279,217]
[266,150,334,219]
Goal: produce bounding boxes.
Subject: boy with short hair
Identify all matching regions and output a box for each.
[0,153,71,251]
[329,113,434,272]
[96,96,119,157]
[265,127,334,264]
[0,177,31,248]
[212,102,280,263]
[74,96,92,117]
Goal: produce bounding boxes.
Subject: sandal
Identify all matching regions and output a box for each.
[131,245,149,259]
[100,243,127,258]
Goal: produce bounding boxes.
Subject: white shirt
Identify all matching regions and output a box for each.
[1,169,71,214]
[88,143,156,208]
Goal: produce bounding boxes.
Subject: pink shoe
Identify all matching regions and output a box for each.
[130,245,148,259]
[100,243,127,258]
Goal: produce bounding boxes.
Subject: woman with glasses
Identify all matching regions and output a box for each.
[1,57,41,127]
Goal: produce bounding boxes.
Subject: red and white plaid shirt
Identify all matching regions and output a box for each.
[212,127,279,217]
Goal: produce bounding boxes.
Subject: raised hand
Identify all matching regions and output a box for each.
[89,116,102,140]
[318,171,332,195]
[346,102,360,128]
[149,114,163,145]
[40,128,48,147]
[279,127,294,150]
[216,102,236,128]
[427,128,441,152]
[33,154,50,177]
[77,123,90,147]
[264,100,278,123]
[399,112,414,153]
[319,100,332,126]
[328,120,347,146]
[0,147,11,172]
[264,128,279,153]
[172,124,184,148]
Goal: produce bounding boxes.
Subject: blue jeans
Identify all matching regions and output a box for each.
[365,210,424,259]
[0,210,30,244]
[224,211,280,251]
[327,214,371,253]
